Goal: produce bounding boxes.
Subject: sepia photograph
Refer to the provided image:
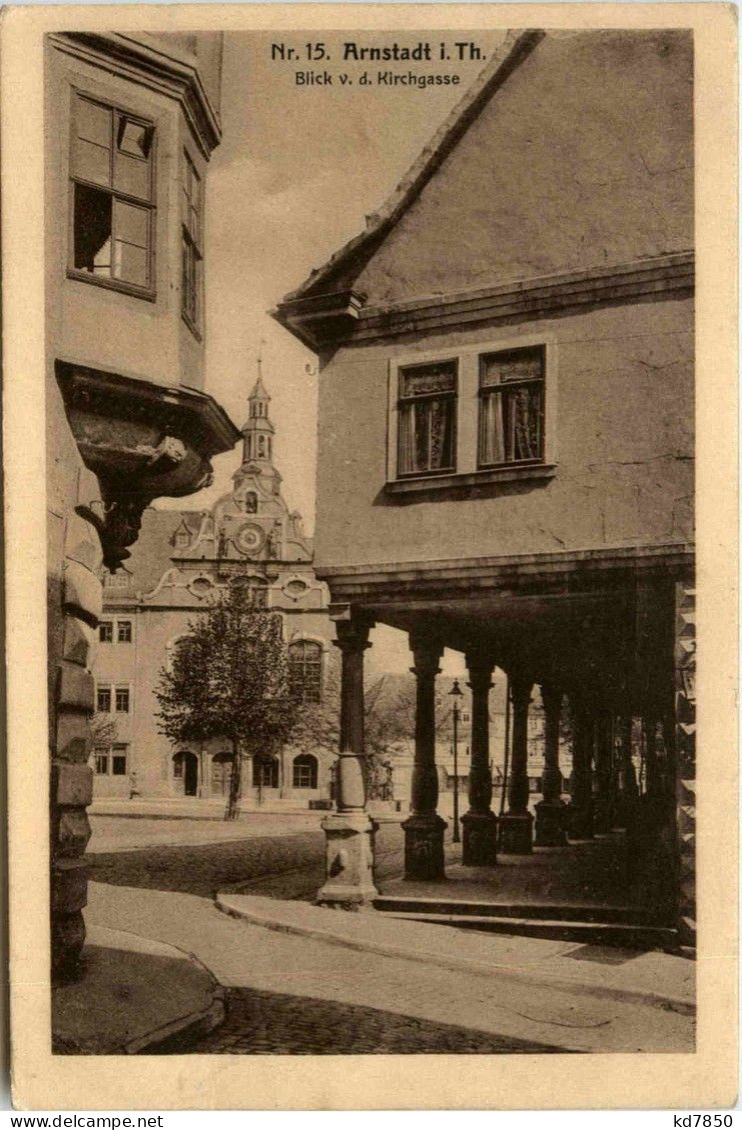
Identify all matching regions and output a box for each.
[3,1,738,1112]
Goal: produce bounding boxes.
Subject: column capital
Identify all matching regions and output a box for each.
[464,651,496,692]
[409,630,444,677]
[510,671,534,707]
[333,617,372,654]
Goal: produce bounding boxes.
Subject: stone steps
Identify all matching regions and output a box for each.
[376,909,676,950]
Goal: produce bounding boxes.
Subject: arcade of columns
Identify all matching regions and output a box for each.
[317,615,681,912]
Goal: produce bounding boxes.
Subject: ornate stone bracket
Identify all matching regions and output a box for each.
[56,361,240,571]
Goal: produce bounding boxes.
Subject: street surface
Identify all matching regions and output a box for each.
[85,815,694,1056]
[88,816,407,899]
[155,986,564,1054]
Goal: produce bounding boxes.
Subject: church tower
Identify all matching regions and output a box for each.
[241,368,275,467]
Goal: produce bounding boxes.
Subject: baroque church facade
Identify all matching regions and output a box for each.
[91,374,336,804]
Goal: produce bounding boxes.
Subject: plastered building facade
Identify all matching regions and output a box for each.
[92,376,337,805]
[46,32,239,972]
[276,30,695,942]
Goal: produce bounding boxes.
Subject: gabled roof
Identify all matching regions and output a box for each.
[277,30,544,314]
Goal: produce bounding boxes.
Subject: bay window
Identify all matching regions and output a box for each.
[69,92,155,296]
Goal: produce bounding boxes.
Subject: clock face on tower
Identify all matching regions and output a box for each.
[236,522,266,555]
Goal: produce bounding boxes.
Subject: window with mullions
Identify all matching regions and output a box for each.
[397,361,457,477]
[99,621,113,643]
[97,685,111,713]
[181,151,203,333]
[115,686,130,713]
[478,347,545,468]
[117,620,132,643]
[289,640,322,704]
[292,754,318,789]
[69,93,155,295]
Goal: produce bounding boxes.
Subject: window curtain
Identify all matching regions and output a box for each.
[479,392,506,465]
[427,398,451,469]
[511,388,540,461]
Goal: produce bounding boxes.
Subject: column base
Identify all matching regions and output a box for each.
[461,810,498,866]
[566,801,594,840]
[534,799,567,846]
[402,813,447,880]
[499,811,534,855]
[316,811,379,907]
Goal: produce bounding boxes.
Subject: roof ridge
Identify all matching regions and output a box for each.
[282,29,545,303]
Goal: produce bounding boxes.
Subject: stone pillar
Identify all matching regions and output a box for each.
[51,504,102,978]
[402,632,447,880]
[592,711,614,834]
[461,654,498,866]
[534,684,567,846]
[317,616,378,905]
[499,673,534,854]
[566,701,594,839]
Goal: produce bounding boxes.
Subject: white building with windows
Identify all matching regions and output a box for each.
[91,374,337,803]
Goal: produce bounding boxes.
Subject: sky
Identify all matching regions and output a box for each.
[160,29,507,673]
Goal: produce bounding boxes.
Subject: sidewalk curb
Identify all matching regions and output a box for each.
[215,893,695,1017]
[53,925,227,1055]
[126,943,227,1055]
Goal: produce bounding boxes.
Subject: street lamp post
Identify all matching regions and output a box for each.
[450,679,464,844]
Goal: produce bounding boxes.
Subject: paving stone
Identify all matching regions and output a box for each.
[152,986,564,1055]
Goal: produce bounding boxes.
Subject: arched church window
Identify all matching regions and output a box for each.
[258,436,266,457]
[244,492,257,514]
[289,640,322,703]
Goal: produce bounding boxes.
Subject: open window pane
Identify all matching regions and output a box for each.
[114,199,149,248]
[74,184,112,275]
[117,117,152,159]
[114,241,149,287]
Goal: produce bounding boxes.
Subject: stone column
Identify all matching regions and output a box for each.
[592,711,614,833]
[566,701,594,839]
[534,684,567,846]
[402,632,447,880]
[317,616,378,905]
[499,673,534,854]
[461,654,498,866]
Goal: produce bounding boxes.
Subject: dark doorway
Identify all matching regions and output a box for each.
[173,750,199,796]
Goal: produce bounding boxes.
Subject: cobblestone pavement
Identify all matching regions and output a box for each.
[153,986,564,1055]
[88,823,407,899]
